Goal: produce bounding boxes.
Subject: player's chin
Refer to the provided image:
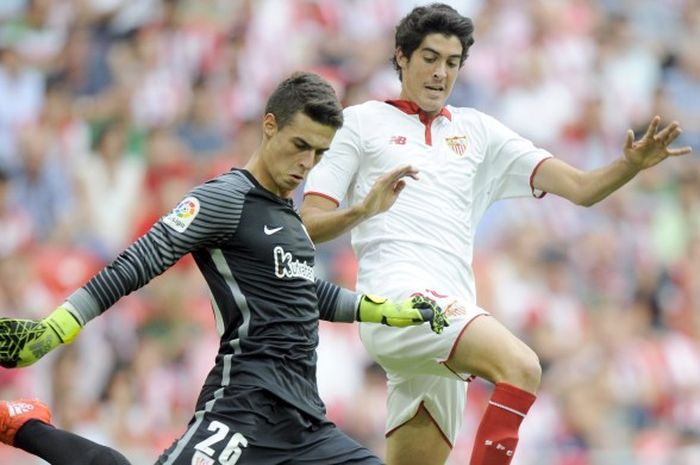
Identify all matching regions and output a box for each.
[419,96,445,113]
[283,175,304,192]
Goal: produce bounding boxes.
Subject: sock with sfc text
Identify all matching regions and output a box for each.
[468,383,536,465]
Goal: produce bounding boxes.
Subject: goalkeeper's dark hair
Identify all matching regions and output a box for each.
[391,3,475,80]
[264,72,343,130]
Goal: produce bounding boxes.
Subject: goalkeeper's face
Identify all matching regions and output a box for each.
[261,111,336,197]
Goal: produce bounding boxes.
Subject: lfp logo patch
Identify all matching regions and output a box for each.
[163,196,200,233]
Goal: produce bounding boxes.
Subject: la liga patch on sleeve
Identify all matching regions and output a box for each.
[163,196,200,232]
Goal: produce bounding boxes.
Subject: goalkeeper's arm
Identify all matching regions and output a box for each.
[356,293,449,334]
[0,304,83,368]
[315,280,449,334]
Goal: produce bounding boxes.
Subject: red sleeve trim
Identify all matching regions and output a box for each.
[529,157,553,199]
[303,191,340,207]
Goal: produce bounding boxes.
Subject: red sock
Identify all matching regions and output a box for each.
[469,383,536,465]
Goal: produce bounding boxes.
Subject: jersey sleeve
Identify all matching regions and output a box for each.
[303,106,362,205]
[482,113,553,201]
[315,279,360,322]
[67,177,245,320]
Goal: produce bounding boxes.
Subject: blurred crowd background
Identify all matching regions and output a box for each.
[0,0,698,464]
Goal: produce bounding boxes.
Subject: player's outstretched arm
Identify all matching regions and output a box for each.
[315,280,449,334]
[357,294,450,335]
[0,306,82,368]
[301,165,419,243]
[621,116,692,169]
[533,116,693,207]
[0,185,234,369]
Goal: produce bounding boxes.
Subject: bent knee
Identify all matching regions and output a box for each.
[502,346,542,392]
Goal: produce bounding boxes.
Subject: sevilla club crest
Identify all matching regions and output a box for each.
[445,135,467,156]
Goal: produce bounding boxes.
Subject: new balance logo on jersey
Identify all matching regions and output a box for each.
[8,401,34,417]
[274,246,314,281]
[389,135,407,145]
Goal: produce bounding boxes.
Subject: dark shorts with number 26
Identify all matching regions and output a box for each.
[154,388,383,465]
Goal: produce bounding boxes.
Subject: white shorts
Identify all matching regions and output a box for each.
[359,292,488,446]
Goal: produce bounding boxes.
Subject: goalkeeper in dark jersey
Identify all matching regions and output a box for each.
[0,72,448,465]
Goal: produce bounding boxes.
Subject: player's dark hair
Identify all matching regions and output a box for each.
[391,3,475,80]
[264,72,343,130]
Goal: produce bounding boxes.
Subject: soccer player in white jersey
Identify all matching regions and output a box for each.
[301,4,693,465]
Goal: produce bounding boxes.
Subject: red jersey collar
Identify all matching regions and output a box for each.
[385,99,452,123]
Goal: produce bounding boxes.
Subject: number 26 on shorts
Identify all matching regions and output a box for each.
[193,420,249,465]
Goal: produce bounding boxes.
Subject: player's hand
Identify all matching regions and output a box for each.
[357,294,450,334]
[0,306,82,368]
[623,116,692,171]
[360,165,419,219]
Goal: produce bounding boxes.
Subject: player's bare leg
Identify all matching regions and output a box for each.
[384,316,540,465]
[385,405,451,465]
[446,316,541,392]
[446,315,540,465]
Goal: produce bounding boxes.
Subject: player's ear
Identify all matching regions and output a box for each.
[262,113,278,138]
[395,47,408,68]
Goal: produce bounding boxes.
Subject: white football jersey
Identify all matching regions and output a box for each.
[304,100,552,303]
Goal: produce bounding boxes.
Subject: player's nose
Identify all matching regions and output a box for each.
[433,62,447,80]
[299,149,315,169]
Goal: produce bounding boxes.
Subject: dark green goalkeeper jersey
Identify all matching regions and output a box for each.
[67,169,354,422]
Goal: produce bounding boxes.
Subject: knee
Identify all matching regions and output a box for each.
[504,345,542,392]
